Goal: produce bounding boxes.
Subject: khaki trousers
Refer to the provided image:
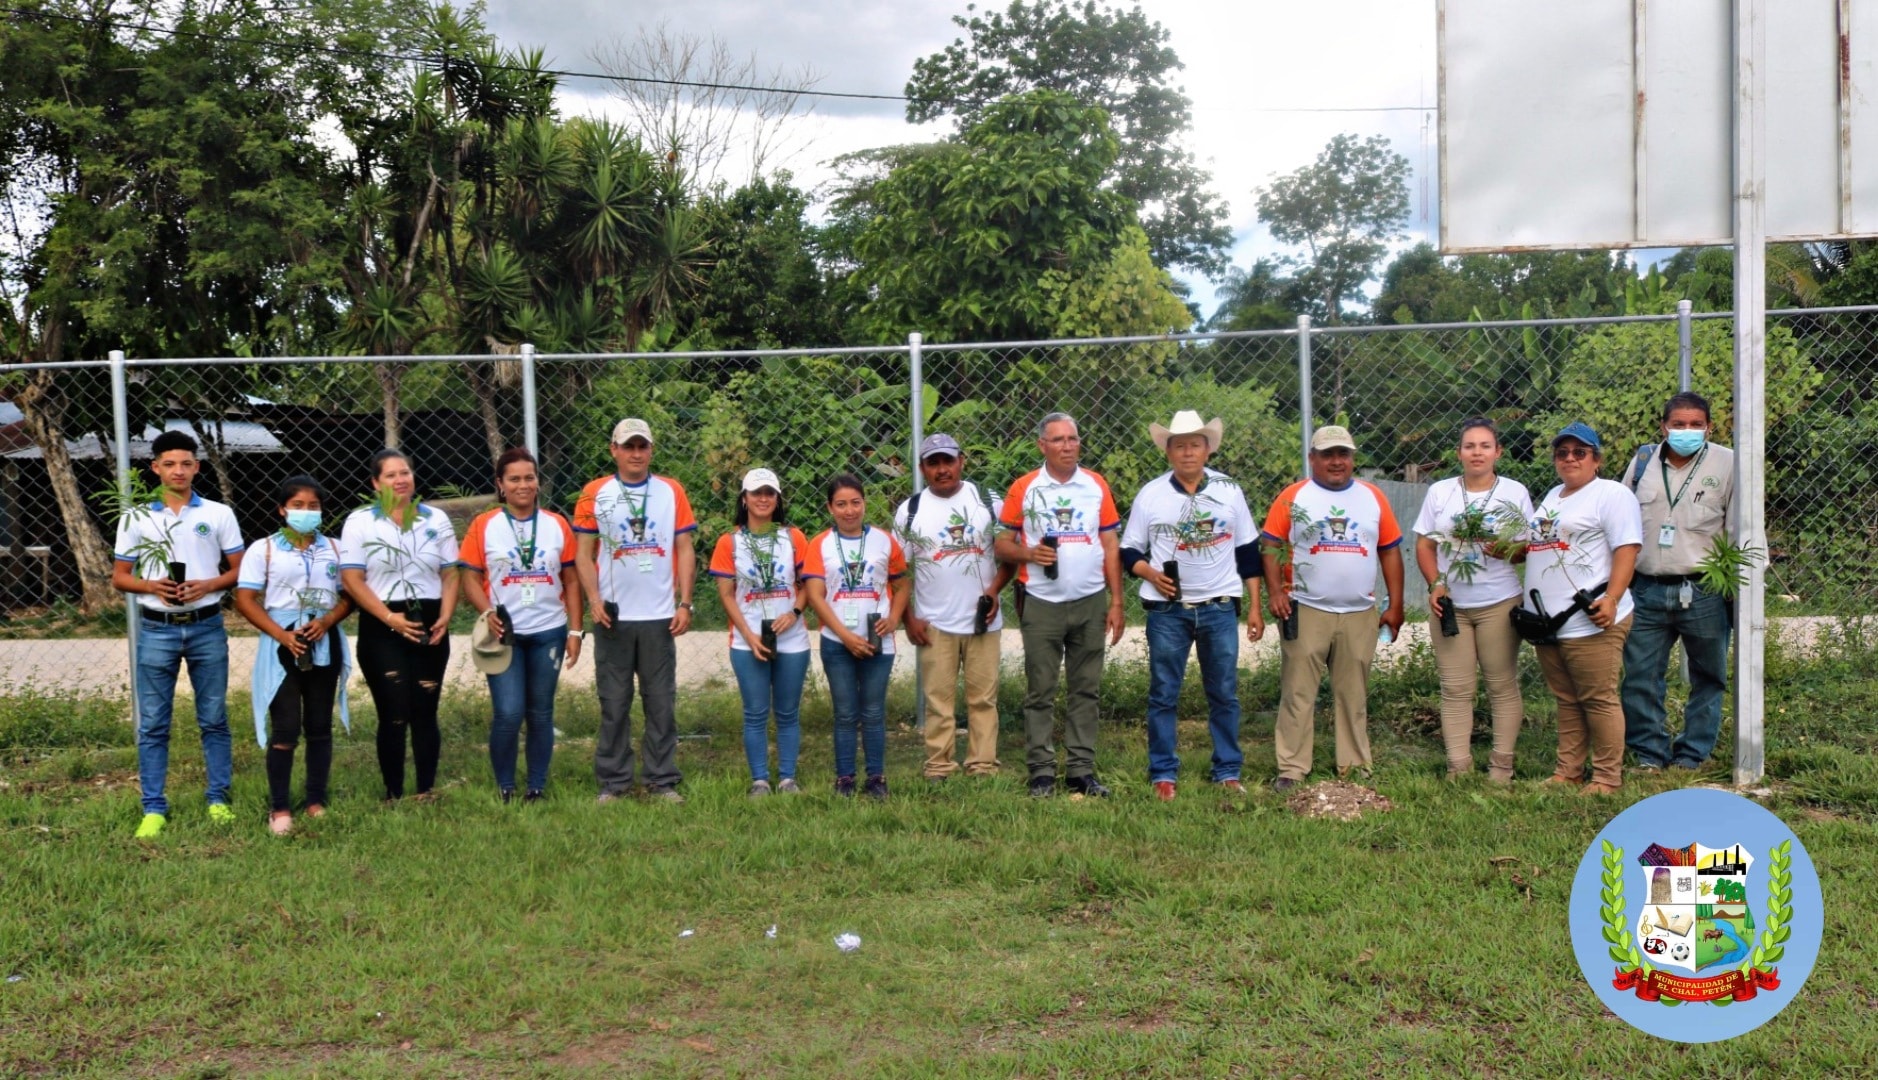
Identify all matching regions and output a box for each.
[1430,596,1525,775]
[1275,604,1378,780]
[919,627,1002,777]
[1536,616,1633,788]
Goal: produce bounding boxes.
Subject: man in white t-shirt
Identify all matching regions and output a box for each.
[894,433,1014,782]
[110,430,246,838]
[574,418,698,803]
[1120,412,1265,801]
[996,412,1126,799]
[1261,426,1405,790]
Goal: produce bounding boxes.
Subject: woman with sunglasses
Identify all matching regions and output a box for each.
[710,468,812,798]
[802,473,910,799]
[1521,422,1642,795]
[1412,417,1533,782]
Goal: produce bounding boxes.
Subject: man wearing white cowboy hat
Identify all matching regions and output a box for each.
[1120,410,1266,800]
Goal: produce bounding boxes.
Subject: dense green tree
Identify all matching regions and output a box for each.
[1255,134,1410,326]
[905,0,1232,276]
[673,174,838,349]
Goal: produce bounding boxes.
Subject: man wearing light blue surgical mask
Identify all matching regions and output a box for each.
[1620,391,1737,773]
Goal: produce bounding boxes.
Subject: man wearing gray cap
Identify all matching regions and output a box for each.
[574,418,698,803]
[1260,425,1406,790]
[894,434,1013,782]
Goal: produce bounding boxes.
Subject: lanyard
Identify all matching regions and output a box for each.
[615,478,649,529]
[1660,445,1708,512]
[745,526,781,586]
[835,528,867,588]
[504,509,538,568]
[1459,476,1500,513]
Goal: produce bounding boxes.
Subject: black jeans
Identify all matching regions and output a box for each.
[357,604,450,798]
[265,641,341,812]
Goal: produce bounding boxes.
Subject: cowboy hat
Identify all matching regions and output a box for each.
[1150,410,1223,454]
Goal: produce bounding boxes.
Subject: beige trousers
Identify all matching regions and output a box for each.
[1430,596,1525,775]
[1535,616,1633,787]
[1275,604,1379,780]
[919,627,1002,777]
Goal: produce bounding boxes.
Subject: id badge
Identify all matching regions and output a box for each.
[636,554,653,574]
[1658,523,1677,549]
[1678,580,1694,609]
[519,582,538,606]
[840,601,861,628]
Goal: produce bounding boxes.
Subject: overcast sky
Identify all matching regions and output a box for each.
[480,0,1439,318]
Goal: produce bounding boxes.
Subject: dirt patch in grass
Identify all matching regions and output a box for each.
[1286,781,1393,821]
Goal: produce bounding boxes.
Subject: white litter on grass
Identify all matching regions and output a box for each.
[765,925,778,939]
[5,975,22,983]
[834,933,862,953]
[678,929,695,938]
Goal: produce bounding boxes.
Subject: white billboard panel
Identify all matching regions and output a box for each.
[1440,0,1878,251]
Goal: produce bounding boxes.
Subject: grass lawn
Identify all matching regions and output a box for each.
[4,634,1878,1077]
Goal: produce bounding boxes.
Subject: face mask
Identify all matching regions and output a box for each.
[1664,430,1707,457]
[284,509,322,534]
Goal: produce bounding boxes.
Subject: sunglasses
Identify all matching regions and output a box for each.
[1552,446,1594,461]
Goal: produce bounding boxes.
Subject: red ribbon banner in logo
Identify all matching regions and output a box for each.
[1612,966,1781,1003]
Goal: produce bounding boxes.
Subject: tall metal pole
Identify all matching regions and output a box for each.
[1296,315,1314,476]
[520,343,539,457]
[110,349,139,719]
[1732,0,1768,786]
[907,333,925,725]
[1676,298,1694,392]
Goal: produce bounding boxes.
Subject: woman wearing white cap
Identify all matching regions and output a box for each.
[709,469,812,797]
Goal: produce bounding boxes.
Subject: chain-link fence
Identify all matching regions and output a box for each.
[3,306,1874,699]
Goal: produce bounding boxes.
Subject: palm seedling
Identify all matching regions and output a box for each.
[93,470,185,600]
[1694,535,1765,599]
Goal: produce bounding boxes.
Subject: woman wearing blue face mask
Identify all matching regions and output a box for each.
[233,476,355,835]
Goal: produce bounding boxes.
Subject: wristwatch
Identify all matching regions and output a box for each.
[677,601,695,611]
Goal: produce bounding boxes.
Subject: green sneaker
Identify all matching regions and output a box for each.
[134,813,166,839]
[207,803,236,825]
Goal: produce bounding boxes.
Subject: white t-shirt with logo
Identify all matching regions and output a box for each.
[338,503,460,602]
[893,483,1006,635]
[113,492,245,611]
[237,532,344,615]
[803,526,908,656]
[709,526,812,654]
[1120,470,1259,604]
[459,508,577,637]
[1525,477,1643,640]
[573,473,697,621]
[999,466,1121,604]
[1261,479,1404,615]
[1412,476,1535,609]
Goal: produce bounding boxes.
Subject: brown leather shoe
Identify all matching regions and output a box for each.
[1580,781,1623,796]
[1541,774,1581,788]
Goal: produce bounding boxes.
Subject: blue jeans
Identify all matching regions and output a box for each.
[1622,577,1732,768]
[821,640,894,779]
[731,648,810,782]
[487,627,566,793]
[1145,600,1244,783]
[133,612,233,815]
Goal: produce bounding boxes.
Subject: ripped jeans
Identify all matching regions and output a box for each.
[357,602,450,798]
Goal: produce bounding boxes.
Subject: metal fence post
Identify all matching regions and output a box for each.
[1296,315,1314,476]
[1677,299,1694,392]
[110,349,139,719]
[520,342,539,457]
[907,332,925,725]
[1732,0,1768,786]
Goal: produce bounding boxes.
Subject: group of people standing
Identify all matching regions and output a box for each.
[113,390,1736,836]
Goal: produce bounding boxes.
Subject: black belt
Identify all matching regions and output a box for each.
[1636,572,1699,585]
[1143,596,1235,611]
[141,605,219,626]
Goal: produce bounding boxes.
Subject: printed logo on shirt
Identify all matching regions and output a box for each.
[1307,506,1368,556]
[744,550,791,604]
[929,511,992,561]
[194,522,211,536]
[1027,493,1094,544]
[1530,510,1568,553]
[1174,508,1232,553]
[607,516,667,561]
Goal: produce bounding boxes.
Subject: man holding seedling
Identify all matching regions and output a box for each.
[1621,392,1737,773]
[111,429,246,838]
[1261,426,1405,791]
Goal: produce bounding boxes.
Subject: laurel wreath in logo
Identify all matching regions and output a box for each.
[1599,841,1652,977]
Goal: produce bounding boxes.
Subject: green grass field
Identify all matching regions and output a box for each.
[4,630,1878,1077]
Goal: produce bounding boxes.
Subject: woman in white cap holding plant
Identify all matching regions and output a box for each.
[459,447,583,803]
[710,468,813,797]
[1518,421,1642,796]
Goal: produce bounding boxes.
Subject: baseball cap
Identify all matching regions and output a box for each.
[1310,425,1357,452]
[1551,421,1603,451]
[741,467,782,494]
[918,433,962,460]
[611,418,654,445]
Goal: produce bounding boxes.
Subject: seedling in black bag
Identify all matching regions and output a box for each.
[1437,595,1460,637]
[1281,604,1299,641]
[1162,560,1181,602]
[865,613,882,649]
[1040,536,1059,580]
[974,594,994,635]
[496,604,515,644]
[760,618,777,653]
